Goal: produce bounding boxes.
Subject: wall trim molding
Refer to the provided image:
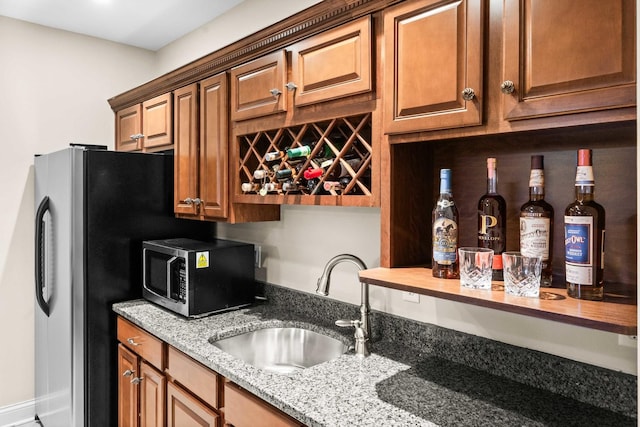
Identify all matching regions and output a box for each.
[0,399,35,427]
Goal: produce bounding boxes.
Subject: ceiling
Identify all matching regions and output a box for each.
[0,0,245,51]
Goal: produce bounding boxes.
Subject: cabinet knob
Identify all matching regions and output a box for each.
[501,80,515,94]
[126,337,140,346]
[285,82,297,91]
[129,133,144,141]
[122,369,135,377]
[461,88,476,101]
[130,377,144,385]
[269,88,282,97]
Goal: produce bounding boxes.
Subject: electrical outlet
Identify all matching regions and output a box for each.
[254,245,262,268]
[402,291,420,303]
[618,334,637,348]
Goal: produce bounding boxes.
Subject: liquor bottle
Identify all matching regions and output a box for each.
[478,157,506,281]
[264,150,285,162]
[286,145,312,159]
[564,149,606,300]
[520,155,554,286]
[432,169,459,279]
[241,182,260,193]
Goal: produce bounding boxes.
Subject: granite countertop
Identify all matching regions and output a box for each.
[113,299,636,427]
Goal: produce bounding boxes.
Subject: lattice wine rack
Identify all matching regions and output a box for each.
[236,113,373,204]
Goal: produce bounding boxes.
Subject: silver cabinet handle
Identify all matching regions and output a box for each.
[269,88,282,97]
[126,338,140,347]
[123,369,135,377]
[285,82,297,91]
[501,80,515,94]
[130,377,144,385]
[192,198,202,206]
[461,88,476,101]
[184,197,202,206]
[129,133,144,140]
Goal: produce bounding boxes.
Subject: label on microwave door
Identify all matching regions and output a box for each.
[196,251,210,269]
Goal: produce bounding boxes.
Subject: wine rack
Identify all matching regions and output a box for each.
[235,113,374,206]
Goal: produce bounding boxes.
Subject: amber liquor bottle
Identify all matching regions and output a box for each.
[564,149,605,300]
[432,169,459,278]
[520,155,554,286]
[478,158,506,281]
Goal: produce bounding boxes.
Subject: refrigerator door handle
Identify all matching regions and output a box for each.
[35,196,50,317]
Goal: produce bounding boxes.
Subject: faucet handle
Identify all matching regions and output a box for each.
[336,319,369,357]
[335,319,358,328]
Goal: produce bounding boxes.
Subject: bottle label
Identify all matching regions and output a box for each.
[433,217,458,264]
[529,170,544,187]
[520,216,550,260]
[575,166,594,186]
[564,215,593,285]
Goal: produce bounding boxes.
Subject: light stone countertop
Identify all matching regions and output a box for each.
[113,299,636,427]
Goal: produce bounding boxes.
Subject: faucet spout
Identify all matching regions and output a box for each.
[316,254,371,357]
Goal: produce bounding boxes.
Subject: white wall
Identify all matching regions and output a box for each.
[0,16,156,408]
[0,0,637,414]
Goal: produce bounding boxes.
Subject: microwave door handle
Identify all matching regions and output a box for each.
[166,256,179,298]
[34,196,50,317]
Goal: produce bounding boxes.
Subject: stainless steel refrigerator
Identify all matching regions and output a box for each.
[34,145,215,426]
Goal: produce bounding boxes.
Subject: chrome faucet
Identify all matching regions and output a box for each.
[316,254,370,357]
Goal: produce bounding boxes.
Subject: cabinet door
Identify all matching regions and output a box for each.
[200,73,229,219]
[116,104,142,152]
[118,344,139,427]
[224,382,301,427]
[384,0,483,134]
[139,361,166,427]
[174,84,201,216]
[230,50,287,121]
[289,16,372,107]
[502,0,636,120]
[167,381,219,427]
[142,92,173,150]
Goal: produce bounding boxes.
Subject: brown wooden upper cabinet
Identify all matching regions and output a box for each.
[501,0,636,121]
[383,0,483,134]
[230,16,373,122]
[116,92,173,152]
[174,73,229,220]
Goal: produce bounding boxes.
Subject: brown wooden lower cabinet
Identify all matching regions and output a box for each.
[167,381,219,427]
[224,382,302,427]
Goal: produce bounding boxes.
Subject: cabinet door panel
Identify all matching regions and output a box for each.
[167,381,219,427]
[116,104,142,152]
[384,0,483,133]
[502,0,636,120]
[143,92,173,149]
[230,50,287,121]
[174,84,200,216]
[200,73,229,219]
[118,344,139,427]
[224,382,300,427]
[139,361,166,427]
[290,16,372,107]
[117,317,165,370]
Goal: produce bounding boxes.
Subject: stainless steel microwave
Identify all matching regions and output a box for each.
[142,238,255,318]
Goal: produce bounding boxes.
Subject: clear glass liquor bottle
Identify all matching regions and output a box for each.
[520,155,554,286]
[564,149,605,300]
[432,169,459,279]
[478,157,506,281]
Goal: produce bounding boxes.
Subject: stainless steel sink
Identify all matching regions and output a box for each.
[211,327,349,374]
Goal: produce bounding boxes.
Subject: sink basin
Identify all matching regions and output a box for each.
[211,327,349,374]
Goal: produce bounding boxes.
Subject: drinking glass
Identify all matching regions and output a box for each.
[502,252,542,297]
[458,247,494,290]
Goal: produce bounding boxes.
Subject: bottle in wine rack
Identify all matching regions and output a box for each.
[432,168,459,279]
[264,150,285,162]
[478,157,506,281]
[241,182,260,193]
[564,149,605,300]
[520,155,554,286]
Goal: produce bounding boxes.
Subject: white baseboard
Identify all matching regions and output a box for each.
[0,399,35,427]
